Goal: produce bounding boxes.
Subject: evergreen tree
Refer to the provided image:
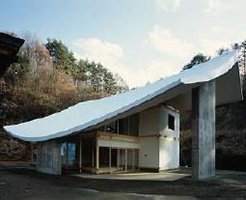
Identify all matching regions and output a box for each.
[45,39,77,76]
[183,53,210,70]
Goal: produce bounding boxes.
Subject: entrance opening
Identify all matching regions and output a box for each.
[111,148,117,167]
[81,138,94,168]
[60,132,140,174]
[97,147,139,173]
[99,147,109,168]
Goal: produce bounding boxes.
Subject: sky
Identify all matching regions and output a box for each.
[1,0,246,87]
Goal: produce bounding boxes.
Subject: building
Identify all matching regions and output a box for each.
[60,104,179,174]
[4,49,243,180]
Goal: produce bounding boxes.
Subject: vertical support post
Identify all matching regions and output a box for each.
[132,149,135,171]
[95,138,99,173]
[79,135,82,173]
[117,120,120,134]
[109,147,112,173]
[117,149,120,170]
[192,81,216,179]
[30,143,33,164]
[92,140,95,168]
[127,117,130,135]
[125,149,127,172]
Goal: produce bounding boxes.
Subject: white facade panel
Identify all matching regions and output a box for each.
[139,137,159,168]
[139,105,180,170]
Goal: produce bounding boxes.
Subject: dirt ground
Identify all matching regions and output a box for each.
[0,166,245,200]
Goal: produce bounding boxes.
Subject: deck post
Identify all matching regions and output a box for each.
[132,149,134,171]
[125,149,127,172]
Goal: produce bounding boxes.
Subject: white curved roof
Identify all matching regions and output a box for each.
[4,50,241,142]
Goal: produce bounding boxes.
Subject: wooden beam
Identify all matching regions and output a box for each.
[96,131,139,143]
[78,131,97,138]
[139,134,161,138]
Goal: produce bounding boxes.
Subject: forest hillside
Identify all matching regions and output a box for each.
[0,33,128,160]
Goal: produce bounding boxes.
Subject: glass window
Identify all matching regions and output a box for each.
[129,113,139,136]
[106,121,118,133]
[119,118,128,135]
[168,114,175,130]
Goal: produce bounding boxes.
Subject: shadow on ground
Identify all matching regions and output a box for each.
[0,167,245,200]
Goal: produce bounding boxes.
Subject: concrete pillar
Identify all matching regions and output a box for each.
[192,81,216,179]
[36,140,61,175]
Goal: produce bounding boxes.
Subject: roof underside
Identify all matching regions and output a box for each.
[4,50,242,142]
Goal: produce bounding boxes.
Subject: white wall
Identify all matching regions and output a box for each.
[139,137,159,168]
[139,105,180,171]
[159,137,179,170]
[139,107,161,169]
[139,106,161,136]
[159,106,180,170]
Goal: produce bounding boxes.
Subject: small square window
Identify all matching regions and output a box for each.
[168,114,175,130]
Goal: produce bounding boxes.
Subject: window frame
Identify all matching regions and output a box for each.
[168,113,175,131]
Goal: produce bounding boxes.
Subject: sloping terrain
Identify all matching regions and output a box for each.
[180,101,246,171]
